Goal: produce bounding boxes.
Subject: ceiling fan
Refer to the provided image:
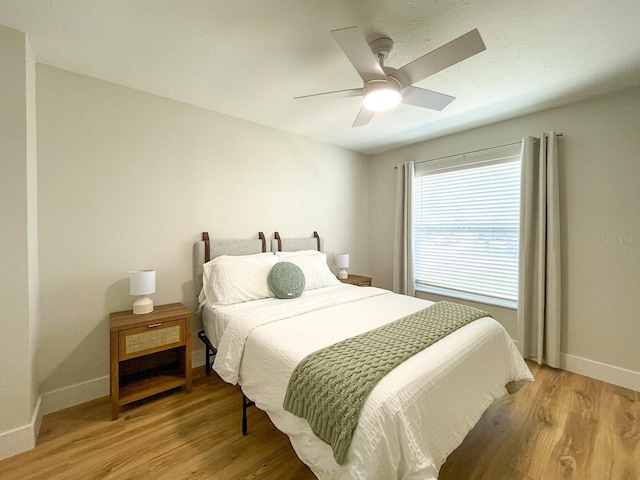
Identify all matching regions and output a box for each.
[295,26,486,127]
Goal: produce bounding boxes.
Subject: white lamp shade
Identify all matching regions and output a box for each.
[336,253,349,280]
[335,253,350,269]
[130,270,156,296]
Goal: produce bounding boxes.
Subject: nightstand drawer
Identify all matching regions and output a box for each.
[118,319,185,361]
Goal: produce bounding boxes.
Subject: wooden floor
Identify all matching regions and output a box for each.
[0,362,638,479]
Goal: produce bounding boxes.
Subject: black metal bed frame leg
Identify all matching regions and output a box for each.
[197,330,216,376]
[242,394,255,436]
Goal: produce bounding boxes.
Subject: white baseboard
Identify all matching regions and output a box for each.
[561,353,640,392]
[2,374,111,460]
[39,352,206,419]
[39,351,206,418]
[0,396,42,461]
[40,375,110,416]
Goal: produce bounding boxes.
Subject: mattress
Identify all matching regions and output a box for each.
[210,284,533,479]
[201,302,226,348]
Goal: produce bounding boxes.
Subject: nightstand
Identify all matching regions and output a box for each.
[110,302,191,420]
[339,274,372,287]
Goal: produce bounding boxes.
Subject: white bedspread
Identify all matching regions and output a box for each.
[212,285,533,479]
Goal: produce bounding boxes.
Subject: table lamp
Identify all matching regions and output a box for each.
[335,253,349,279]
[130,269,156,314]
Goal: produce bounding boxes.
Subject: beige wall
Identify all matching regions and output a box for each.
[0,25,38,454]
[35,65,371,394]
[369,85,640,374]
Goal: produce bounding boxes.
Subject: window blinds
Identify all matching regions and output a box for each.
[413,144,521,305]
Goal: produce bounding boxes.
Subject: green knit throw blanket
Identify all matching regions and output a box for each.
[282,301,490,465]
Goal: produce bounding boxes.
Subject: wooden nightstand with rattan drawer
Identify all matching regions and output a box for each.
[109,303,191,419]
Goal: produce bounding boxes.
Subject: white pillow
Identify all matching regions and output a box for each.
[279,253,340,290]
[202,252,277,306]
[276,249,322,257]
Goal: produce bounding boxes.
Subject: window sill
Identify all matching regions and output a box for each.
[415,284,517,310]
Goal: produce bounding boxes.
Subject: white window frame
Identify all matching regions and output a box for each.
[412,144,521,309]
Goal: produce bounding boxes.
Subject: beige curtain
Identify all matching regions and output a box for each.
[517,132,561,367]
[393,161,415,296]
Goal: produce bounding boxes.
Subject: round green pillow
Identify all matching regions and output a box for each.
[268,262,305,299]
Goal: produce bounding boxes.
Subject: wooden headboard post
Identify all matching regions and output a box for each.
[259,232,267,253]
[313,231,320,251]
[203,232,211,262]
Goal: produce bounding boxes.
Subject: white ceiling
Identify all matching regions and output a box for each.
[2,0,640,155]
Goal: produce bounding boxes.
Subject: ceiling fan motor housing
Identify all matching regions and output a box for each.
[369,37,394,63]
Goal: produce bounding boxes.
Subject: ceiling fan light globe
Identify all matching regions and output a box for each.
[363,78,402,111]
[363,89,401,111]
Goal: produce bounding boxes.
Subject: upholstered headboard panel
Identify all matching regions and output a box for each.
[194,232,268,296]
[270,231,323,253]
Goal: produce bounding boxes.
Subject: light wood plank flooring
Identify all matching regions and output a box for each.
[0,362,637,479]
[440,362,639,480]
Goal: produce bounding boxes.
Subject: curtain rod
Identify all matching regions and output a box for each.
[393,132,563,169]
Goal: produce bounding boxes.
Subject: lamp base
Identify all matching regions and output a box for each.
[133,296,154,314]
[337,268,348,280]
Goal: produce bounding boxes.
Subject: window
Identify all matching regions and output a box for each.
[413,144,521,308]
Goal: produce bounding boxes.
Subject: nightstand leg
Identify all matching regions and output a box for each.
[184,333,192,393]
[111,402,119,420]
[110,331,120,420]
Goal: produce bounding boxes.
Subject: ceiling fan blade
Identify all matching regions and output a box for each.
[401,86,455,111]
[294,87,364,102]
[397,29,486,87]
[331,26,387,83]
[351,107,375,128]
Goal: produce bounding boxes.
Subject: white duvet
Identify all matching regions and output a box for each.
[211,284,533,479]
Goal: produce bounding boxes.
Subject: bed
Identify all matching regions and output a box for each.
[195,231,533,480]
